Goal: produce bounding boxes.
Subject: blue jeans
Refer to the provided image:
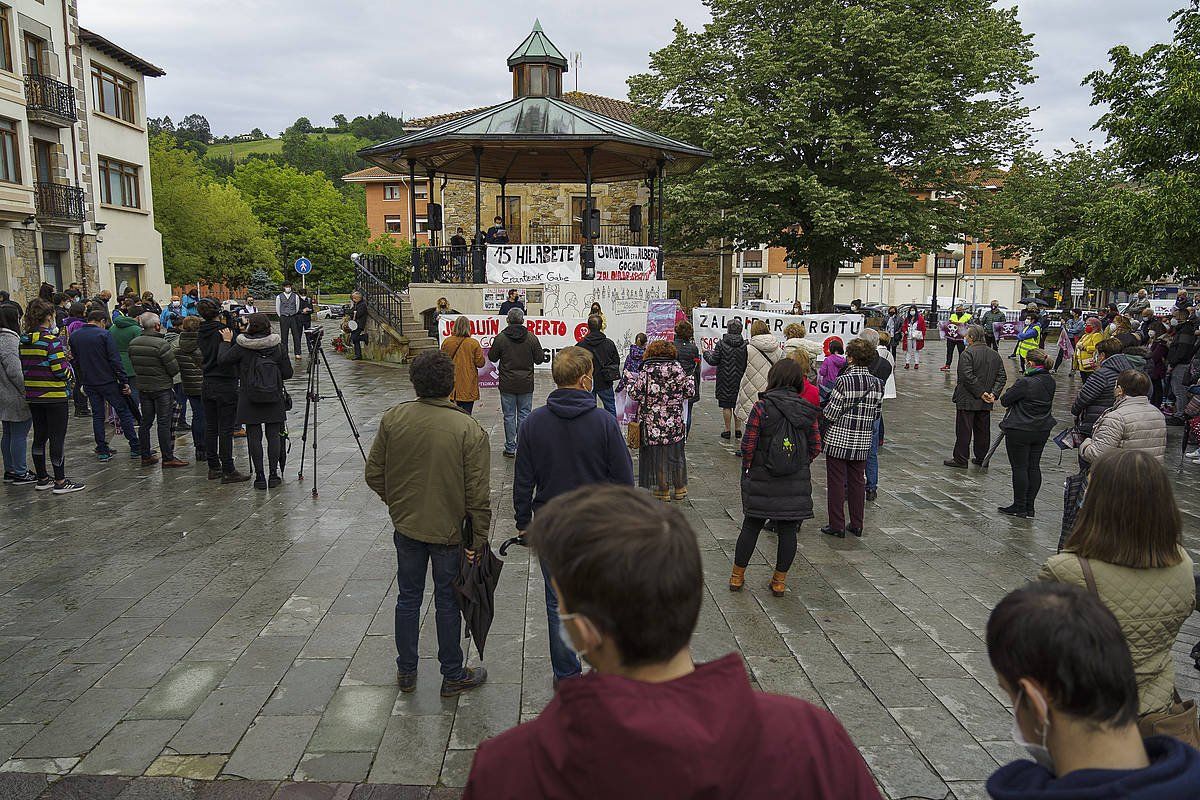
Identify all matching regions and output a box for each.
[594,386,616,416]
[540,558,582,681]
[866,417,882,491]
[1,418,31,474]
[393,532,465,679]
[84,383,139,453]
[500,392,532,454]
[186,396,205,454]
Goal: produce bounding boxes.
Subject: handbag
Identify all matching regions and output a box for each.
[1053,428,1084,450]
[913,329,924,341]
[1077,557,1200,749]
[1058,471,1088,551]
[626,421,641,450]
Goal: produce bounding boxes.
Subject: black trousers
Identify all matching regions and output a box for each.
[30,402,68,482]
[351,330,367,358]
[246,422,283,478]
[945,339,965,366]
[279,315,302,356]
[138,389,175,459]
[734,516,799,573]
[1004,428,1050,512]
[72,362,90,414]
[203,382,239,473]
[953,409,991,464]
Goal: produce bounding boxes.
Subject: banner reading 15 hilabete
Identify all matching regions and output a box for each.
[437,314,587,389]
[692,308,864,380]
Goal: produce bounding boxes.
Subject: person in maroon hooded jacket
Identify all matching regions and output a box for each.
[463,484,882,800]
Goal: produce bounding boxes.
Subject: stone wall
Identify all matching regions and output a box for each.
[665,250,722,308]
[440,179,648,240]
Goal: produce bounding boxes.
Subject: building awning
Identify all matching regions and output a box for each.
[358,95,711,183]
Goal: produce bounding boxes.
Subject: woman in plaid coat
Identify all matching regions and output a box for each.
[821,338,883,538]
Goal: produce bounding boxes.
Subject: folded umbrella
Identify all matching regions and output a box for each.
[452,516,503,658]
[124,394,141,423]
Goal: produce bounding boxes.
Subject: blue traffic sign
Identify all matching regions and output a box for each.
[294,257,313,275]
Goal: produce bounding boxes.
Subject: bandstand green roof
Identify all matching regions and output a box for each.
[358,95,711,183]
[507,19,567,70]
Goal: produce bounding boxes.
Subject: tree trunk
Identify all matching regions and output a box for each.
[1060,268,1074,310]
[809,257,837,313]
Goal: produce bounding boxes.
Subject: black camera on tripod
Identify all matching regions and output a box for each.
[304,326,324,351]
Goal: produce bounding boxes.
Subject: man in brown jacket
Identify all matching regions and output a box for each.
[365,349,491,697]
[945,325,1006,468]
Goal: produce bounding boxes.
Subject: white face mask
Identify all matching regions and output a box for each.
[700,301,708,307]
[283,288,292,295]
[557,613,589,658]
[1011,688,1054,771]
[48,325,59,335]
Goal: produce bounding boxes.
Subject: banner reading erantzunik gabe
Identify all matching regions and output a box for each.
[486,244,581,284]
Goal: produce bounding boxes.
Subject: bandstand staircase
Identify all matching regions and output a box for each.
[351,253,439,361]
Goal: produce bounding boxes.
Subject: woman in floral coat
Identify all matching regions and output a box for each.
[629,339,697,501]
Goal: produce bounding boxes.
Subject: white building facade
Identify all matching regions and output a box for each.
[0,1,165,304]
[80,28,166,299]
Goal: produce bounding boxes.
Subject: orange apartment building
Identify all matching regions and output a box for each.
[342,167,434,245]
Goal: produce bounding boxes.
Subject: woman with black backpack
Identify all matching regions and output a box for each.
[729,359,821,597]
[218,313,292,489]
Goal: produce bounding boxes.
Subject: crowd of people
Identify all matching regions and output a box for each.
[0,284,305,494]
[369,332,1199,797]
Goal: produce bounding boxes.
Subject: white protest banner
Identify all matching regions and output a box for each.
[692,309,864,380]
[486,244,581,284]
[592,245,659,281]
[438,314,588,389]
[542,280,668,363]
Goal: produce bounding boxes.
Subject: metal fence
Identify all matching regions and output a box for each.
[353,255,406,336]
[525,222,643,246]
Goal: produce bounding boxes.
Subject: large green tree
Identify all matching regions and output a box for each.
[628,0,1035,310]
[232,159,370,290]
[1086,2,1200,280]
[150,134,277,287]
[982,145,1136,301]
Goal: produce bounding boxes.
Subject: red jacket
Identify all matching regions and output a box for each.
[463,653,882,800]
[901,314,926,351]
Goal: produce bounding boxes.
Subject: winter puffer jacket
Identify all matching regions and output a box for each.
[1070,353,1135,436]
[0,328,29,422]
[218,332,294,425]
[1039,550,1195,715]
[741,389,819,522]
[109,314,142,377]
[127,331,179,393]
[1080,395,1166,463]
[784,336,823,382]
[174,330,205,397]
[736,334,782,422]
[673,338,701,401]
[704,333,747,408]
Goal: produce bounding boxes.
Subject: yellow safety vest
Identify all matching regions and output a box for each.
[1016,324,1040,357]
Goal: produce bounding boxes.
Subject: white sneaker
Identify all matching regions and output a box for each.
[1187,448,1200,459]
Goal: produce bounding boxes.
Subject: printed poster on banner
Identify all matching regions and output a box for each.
[485,244,581,284]
[483,287,527,312]
[437,314,588,389]
[542,281,668,363]
[692,308,863,381]
[592,245,659,281]
[646,299,684,342]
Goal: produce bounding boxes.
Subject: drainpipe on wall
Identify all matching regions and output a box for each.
[61,0,88,296]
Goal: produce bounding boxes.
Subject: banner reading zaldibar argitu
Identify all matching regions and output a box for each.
[692,308,864,380]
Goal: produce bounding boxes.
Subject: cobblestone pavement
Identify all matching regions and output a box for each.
[0,329,1197,800]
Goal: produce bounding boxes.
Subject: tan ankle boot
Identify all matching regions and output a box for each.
[769,571,788,597]
[729,565,746,592]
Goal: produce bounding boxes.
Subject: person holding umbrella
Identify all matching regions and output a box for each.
[365,350,490,697]
[997,348,1056,518]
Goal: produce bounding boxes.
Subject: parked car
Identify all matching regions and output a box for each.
[834,304,886,329]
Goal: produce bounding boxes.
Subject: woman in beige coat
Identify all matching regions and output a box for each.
[1040,449,1195,719]
[440,316,485,415]
[735,319,782,429]
[1080,369,1166,464]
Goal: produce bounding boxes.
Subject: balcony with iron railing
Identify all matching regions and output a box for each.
[526,221,643,246]
[34,183,86,222]
[25,75,77,126]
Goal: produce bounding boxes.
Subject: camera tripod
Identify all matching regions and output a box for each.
[298,327,366,497]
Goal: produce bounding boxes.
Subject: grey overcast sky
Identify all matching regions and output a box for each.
[81,1,1183,153]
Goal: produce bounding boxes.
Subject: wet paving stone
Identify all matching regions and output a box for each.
[0,331,1195,798]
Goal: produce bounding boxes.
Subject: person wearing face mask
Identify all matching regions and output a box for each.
[465,484,883,800]
[512,347,633,687]
[1166,308,1198,422]
[986,581,1200,799]
[941,304,973,370]
[980,300,1007,350]
[900,305,926,369]
[698,295,709,308]
[274,282,302,362]
[18,300,83,494]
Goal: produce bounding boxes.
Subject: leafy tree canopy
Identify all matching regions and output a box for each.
[232,159,370,291]
[149,134,277,288]
[628,0,1035,310]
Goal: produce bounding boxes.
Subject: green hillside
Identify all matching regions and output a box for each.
[205,133,362,162]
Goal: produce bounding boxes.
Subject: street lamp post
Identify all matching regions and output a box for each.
[951,252,964,311]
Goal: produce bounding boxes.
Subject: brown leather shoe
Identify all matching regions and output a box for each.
[162,458,189,469]
[729,565,746,592]
[141,455,160,466]
[770,571,788,597]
